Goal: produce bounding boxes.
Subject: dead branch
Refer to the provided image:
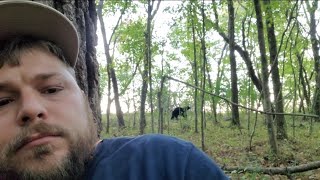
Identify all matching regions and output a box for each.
[223,161,320,176]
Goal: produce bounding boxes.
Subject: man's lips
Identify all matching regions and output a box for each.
[16,133,60,151]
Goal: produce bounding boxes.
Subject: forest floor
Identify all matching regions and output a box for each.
[100,113,320,179]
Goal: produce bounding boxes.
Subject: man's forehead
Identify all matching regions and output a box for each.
[0,72,63,87]
[0,49,77,86]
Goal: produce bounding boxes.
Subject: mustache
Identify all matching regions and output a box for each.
[6,122,68,157]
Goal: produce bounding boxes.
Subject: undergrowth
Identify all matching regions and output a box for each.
[100,112,320,179]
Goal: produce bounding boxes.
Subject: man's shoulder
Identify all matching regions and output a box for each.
[90,134,194,171]
[100,134,193,152]
[86,134,229,179]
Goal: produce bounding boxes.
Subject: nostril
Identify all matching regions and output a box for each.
[37,113,44,118]
[22,116,30,123]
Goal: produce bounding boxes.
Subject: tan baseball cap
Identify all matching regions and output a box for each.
[0,0,79,67]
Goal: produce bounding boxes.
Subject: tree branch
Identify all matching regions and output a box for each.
[223,161,320,176]
[164,75,319,118]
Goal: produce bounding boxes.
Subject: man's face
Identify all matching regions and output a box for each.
[0,48,97,179]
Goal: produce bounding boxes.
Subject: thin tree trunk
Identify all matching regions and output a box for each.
[158,76,165,134]
[253,0,278,154]
[133,80,137,128]
[97,0,125,128]
[205,60,216,120]
[297,53,311,108]
[147,0,154,133]
[228,0,240,126]
[106,68,111,133]
[306,1,320,118]
[263,0,287,139]
[200,0,207,151]
[190,2,199,133]
[158,46,165,134]
[213,43,228,123]
[140,0,161,134]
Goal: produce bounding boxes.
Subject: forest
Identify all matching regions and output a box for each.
[96,0,320,179]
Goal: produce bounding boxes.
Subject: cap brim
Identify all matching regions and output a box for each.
[0,0,79,67]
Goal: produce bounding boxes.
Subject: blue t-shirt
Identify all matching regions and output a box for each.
[84,134,229,180]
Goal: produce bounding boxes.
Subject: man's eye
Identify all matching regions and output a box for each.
[43,87,63,94]
[0,98,14,107]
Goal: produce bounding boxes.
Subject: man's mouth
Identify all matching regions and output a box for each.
[16,133,60,152]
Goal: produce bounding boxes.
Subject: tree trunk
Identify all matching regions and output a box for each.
[140,0,151,135]
[228,0,240,126]
[158,45,165,134]
[206,60,216,121]
[253,0,278,154]
[306,1,320,118]
[200,0,207,151]
[297,53,311,108]
[147,8,154,133]
[97,0,125,128]
[158,76,165,134]
[106,68,111,133]
[39,0,102,135]
[140,63,148,134]
[263,0,287,139]
[139,0,160,135]
[190,2,199,133]
[213,43,228,123]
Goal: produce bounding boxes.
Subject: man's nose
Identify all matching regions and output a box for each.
[17,89,47,126]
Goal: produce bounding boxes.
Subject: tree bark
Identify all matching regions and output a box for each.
[263,0,287,139]
[306,1,320,117]
[39,0,102,135]
[190,1,199,133]
[297,53,311,108]
[200,0,207,151]
[228,0,240,126]
[223,160,320,176]
[253,0,278,154]
[140,0,152,135]
[140,0,161,134]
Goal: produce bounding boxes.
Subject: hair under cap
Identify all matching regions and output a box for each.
[0,0,79,67]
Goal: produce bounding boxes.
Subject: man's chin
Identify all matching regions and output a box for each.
[2,146,84,180]
[12,145,69,173]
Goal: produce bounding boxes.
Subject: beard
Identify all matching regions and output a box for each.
[0,99,98,180]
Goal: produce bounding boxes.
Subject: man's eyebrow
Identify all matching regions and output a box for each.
[33,72,62,81]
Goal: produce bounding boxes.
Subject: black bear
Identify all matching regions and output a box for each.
[171,106,191,120]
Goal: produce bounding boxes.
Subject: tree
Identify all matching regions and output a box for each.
[211,1,263,93]
[200,0,208,150]
[189,0,199,133]
[253,0,278,154]
[306,1,320,118]
[38,0,102,134]
[228,0,240,126]
[263,0,287,139]
[140,0,161,134]
[97,0,126,128]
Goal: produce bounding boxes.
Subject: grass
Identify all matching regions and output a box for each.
[99,111,320,179]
